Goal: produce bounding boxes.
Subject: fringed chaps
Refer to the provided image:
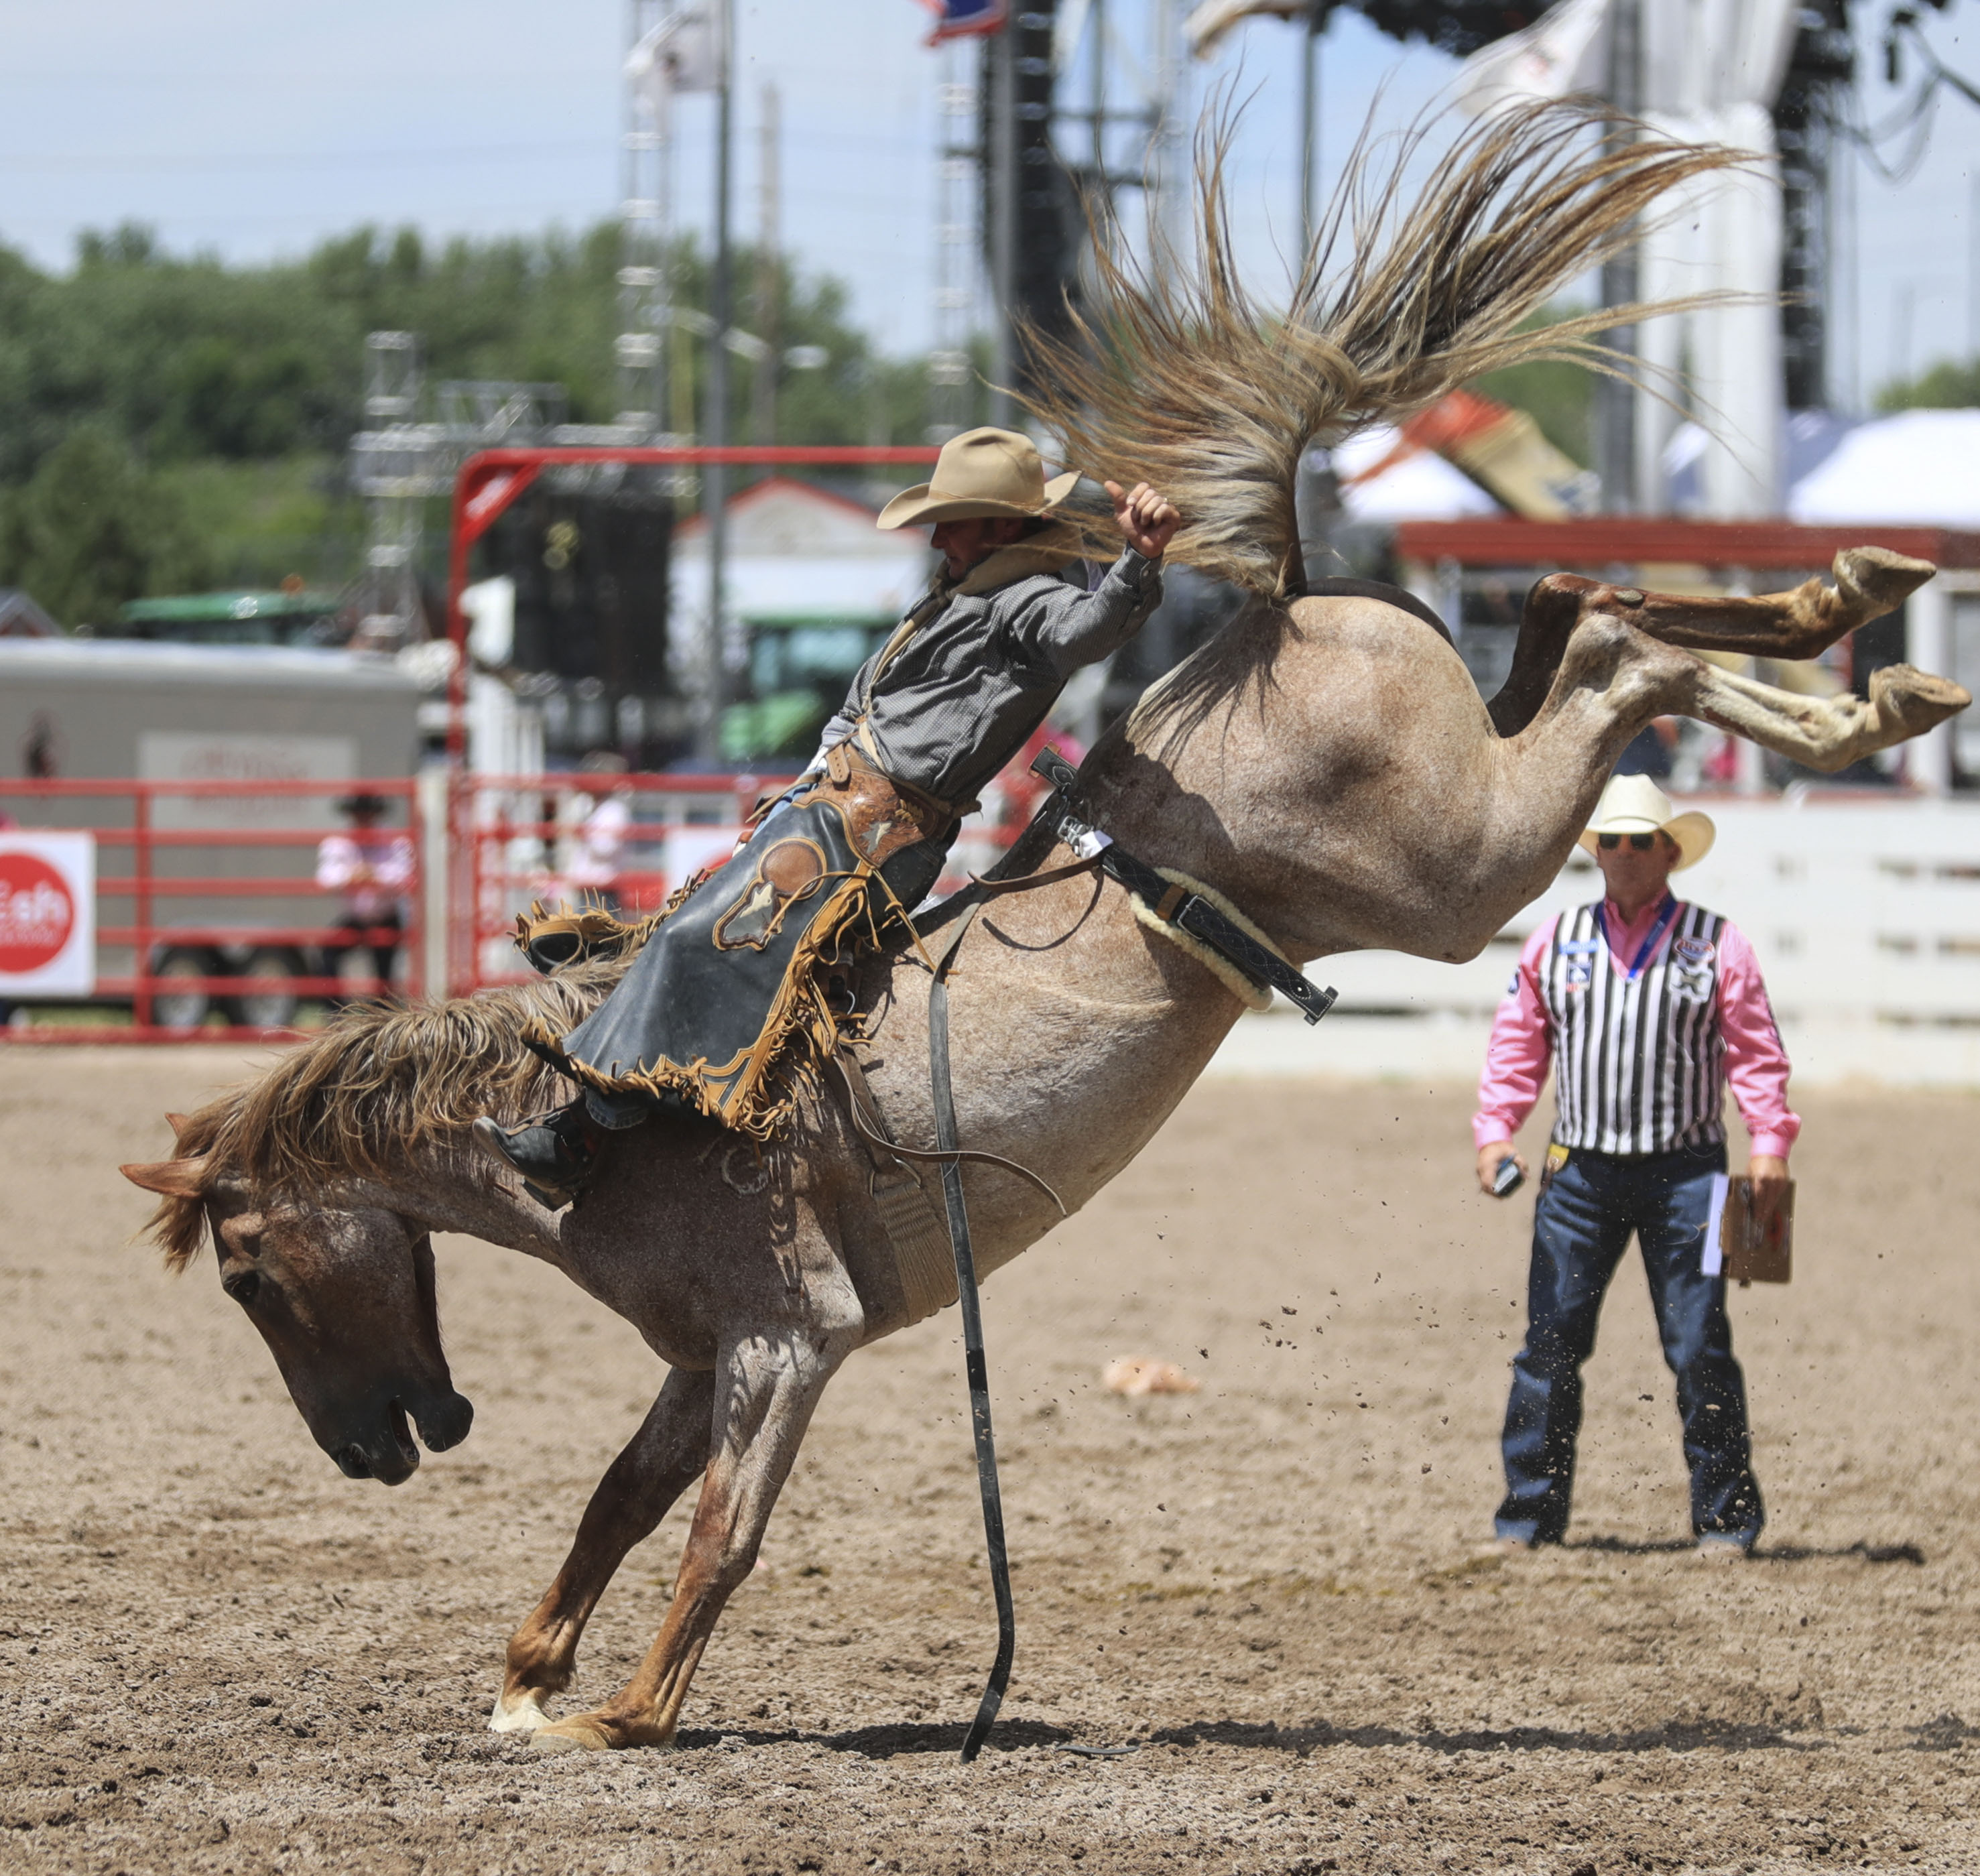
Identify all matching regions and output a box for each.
[526,756,945,1140]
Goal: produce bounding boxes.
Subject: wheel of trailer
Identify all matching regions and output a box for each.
[149,947,218,1034]
[223,947,302,1031]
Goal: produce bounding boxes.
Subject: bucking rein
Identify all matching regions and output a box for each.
[523,746,1337,1762]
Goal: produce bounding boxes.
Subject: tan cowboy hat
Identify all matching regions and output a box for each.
[876,427,1079,530]
[1577,773,1715,871]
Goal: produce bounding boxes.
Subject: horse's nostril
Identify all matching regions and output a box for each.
[334,1444,371,1479]
[420,1394,475,1452]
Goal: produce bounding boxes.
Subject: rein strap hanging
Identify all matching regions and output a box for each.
[926,906,1015,1765]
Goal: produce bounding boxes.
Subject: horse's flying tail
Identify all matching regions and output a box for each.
[1022,99,1746,599]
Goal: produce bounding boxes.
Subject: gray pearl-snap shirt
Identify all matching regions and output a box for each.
[818,546,1163,810]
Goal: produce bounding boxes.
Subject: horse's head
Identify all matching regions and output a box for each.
[123,1121,473,1486]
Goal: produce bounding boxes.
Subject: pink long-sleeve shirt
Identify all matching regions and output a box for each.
[1473,893,1801,1160]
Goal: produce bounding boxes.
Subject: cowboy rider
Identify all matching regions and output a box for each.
[475,427,1180,1203]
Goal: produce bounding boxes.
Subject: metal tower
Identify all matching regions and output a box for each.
[619,0,680,440]
[930,46,983,441]
[354,332,428,648]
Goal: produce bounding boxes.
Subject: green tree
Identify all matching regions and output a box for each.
[1471,308,1597,466]
[0,426,209,628]
[0,219,948,491]
[1876,357,1980,411]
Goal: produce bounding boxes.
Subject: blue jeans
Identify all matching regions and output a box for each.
[1495,1142,1763,1547]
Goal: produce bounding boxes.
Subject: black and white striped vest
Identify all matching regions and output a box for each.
[1540,899,1727,1156]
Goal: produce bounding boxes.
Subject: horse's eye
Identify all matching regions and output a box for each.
[223,1268,261,1308]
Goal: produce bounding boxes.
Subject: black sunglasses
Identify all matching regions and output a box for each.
[1597,832,1660,852]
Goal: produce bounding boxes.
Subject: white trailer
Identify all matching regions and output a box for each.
[0,639,423,1027]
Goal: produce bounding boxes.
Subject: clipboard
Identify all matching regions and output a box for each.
[1717,1176,1794,1286]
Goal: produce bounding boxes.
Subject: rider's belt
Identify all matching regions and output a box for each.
[804,741,965,862]
[1028,745,1337,1026]
[842,721,979,828]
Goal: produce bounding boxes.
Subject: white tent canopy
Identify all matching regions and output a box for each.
[1788,410,1980,528]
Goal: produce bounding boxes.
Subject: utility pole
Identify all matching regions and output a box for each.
[700,0,735,763]
[754,81,781,447]
[1298,5,1322,265]
[1594,0,1639,513]
[1091,0,1107,182]
[1970,172,1980,364]
[1147,0,1186,257]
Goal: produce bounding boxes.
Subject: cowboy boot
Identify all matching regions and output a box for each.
[472,1099,609,1210]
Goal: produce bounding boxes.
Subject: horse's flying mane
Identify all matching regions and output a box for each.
[145,960,628,1269]
[1025,99,1745,599]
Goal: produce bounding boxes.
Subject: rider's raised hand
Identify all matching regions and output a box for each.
[1105,480,1180,560]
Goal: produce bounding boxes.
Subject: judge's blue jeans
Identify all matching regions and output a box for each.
[1494,1142,1764,1547]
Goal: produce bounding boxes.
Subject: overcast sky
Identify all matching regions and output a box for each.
[1,1,1977,410]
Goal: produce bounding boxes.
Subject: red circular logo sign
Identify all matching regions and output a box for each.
[0,851,76,973]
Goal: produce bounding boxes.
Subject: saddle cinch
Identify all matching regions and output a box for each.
[516,746,956,1140]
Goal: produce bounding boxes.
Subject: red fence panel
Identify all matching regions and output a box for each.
[446,769,783,995]
[0,776,424,1044]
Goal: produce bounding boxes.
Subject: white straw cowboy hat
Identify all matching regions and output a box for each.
[1578,773,1716,871]
[876,426,1079,530]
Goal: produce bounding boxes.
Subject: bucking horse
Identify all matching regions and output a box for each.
[124,104,1968,1753]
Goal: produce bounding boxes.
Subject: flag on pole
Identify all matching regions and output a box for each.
[1452,0,1609,118]
[628,8,724,116]
[1182,0,1306,62]
[918,0,1009,46]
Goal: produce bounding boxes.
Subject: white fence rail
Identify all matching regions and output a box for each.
[1215,798,1980,1089]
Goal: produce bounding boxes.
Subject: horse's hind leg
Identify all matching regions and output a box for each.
[1489,548,1935,737]
[530,1277,862,1752]
[1682,657,1969,773]
[489,1364,717,1734]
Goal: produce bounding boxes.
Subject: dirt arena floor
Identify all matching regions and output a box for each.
[5,1046,1980,1875]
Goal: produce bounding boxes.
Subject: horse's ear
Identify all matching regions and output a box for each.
[121,1158,208,1199]
[165,1111,190,1142]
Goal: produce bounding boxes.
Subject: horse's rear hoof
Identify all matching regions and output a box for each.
[530,1722,605,1755]
[1870,663,1972,733]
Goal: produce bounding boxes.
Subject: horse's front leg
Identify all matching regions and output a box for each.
[529,1306,860,1753]
[1542,546,1932,664]
[489,1364,717,1734]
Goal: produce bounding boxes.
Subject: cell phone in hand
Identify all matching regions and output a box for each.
[1490,1156,1524,1199]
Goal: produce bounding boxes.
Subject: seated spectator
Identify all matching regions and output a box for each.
[316,794,414,1003]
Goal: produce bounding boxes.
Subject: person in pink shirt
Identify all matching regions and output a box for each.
[315,794,416,1003]
[1473,774,1798,1559]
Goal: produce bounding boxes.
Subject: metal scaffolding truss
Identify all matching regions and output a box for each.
[351,334,658,648]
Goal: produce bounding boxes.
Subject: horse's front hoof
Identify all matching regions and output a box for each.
[528,1710,672,1753]
[1835,546,1935,621]
[530,1716,613,1754]
[489,1690,552,1735]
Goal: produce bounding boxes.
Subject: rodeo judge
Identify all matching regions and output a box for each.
[1473,774,1797,1558]
[475,427,1180,1205]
